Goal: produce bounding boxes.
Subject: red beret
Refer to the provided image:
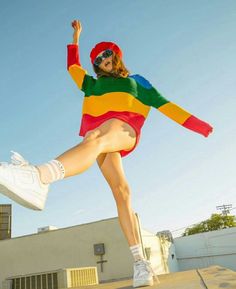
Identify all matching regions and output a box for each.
[90,41,123,65]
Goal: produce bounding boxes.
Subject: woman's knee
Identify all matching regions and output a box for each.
[112,183,131,205]
[83,133,114,154]
[82,130,105,150]
[83,130,101,142]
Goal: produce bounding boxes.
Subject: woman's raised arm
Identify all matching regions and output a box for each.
[67,20,96,93]
[71,20,82,44]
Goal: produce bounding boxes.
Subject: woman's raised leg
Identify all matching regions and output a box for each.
[56,119,136,178]
[0,119,136,212]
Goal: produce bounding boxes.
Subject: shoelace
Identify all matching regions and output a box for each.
[147,262,160,284]
[10,151,29,166]
[136,260,150,273]
[136,260,160,284]
[0,151,29,168]
[0,151,29,167]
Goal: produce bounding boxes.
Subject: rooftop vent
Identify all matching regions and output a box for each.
[37,226,58,234]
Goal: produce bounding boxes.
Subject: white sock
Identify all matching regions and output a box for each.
[130,244,145,262]
[37,160,65,184]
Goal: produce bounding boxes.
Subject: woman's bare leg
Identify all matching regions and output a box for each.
[96,152,141,246]
[56,119,136,178]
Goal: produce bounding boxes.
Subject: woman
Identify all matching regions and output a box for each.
[0,20,213,288]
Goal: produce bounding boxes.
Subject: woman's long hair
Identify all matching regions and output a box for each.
[93,53,130,78]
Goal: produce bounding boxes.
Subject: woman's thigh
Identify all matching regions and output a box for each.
[84,118,137,153]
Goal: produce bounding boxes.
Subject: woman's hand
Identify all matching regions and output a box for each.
[71,20,82,44]
[72,20,82,33]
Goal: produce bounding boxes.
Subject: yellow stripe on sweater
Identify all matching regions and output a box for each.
[82,92,151,117]
[158,102,191,124]
[68,64,87,89]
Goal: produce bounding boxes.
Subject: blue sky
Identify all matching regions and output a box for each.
[0,0,235,238]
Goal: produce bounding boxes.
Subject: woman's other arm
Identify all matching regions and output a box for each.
[132,74,213,137]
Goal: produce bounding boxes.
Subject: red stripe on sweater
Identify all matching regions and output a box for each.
[78,111,146,137]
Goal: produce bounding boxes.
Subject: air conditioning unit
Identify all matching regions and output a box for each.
[62,267,99,287]
[5,267,98,289]
[2,280,12,289]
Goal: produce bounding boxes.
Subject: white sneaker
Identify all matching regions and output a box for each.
[133,259,159,288]
[0,151,49,210]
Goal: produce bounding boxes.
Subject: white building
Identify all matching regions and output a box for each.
[0,215,178,289]
[174,227,236,271]
[1,214,236,289]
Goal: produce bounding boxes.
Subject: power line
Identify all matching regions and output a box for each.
[216,204,232,216]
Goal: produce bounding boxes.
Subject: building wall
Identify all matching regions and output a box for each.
[141,229,179,274]
[0,204,12,240]
[174,227,236,271]
[0,216,172,288]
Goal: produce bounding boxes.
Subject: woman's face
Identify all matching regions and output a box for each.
[97,50,113,73]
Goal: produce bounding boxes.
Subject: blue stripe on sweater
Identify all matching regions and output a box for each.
[129,74,152,89]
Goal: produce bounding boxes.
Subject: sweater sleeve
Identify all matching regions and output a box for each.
[131,74,213,137]
[67,44,96,94]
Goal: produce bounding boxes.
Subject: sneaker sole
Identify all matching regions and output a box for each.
[0,181,43,211]
[133,279,153,288]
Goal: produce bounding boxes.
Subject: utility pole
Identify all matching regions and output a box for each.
[216,204,232,216]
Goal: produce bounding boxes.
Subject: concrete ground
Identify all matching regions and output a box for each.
[78,266,236,289]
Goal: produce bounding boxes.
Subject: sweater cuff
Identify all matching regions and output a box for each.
[182,115,213,137]
[67,44,81,69]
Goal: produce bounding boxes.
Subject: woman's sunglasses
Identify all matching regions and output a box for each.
[94,49,113,66]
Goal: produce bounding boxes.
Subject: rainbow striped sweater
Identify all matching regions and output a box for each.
[67,44,213,138]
